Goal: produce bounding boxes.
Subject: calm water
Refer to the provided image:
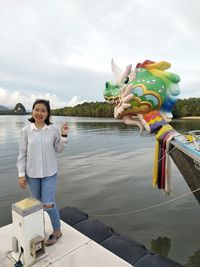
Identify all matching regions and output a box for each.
[0,115,200,266]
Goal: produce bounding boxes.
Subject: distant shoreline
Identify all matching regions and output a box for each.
[179,116,200,120]
[0,114,200,120]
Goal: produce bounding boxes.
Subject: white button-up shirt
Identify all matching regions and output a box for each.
[17,123,67,178]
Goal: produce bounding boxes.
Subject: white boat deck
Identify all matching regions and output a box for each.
[0,214,132,267]
[171,134,200,162]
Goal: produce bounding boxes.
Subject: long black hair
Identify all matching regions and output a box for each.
[28,99,52,125]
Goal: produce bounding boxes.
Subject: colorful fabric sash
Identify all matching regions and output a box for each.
[153,124,179,194]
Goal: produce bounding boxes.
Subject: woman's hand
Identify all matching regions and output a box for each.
[61,122,68,136]
[18,176,27,189]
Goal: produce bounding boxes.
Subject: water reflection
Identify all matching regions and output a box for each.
[151,236,171,257]
[151,237,200,267]
[0,125,8,142]
[0,115,200,265]
[171,119,200,133]
[0,116,27,143]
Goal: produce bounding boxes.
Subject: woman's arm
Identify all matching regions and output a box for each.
[54,123,68,153]
[17,128,28,177]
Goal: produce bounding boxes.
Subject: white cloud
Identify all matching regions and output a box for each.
[67,96,85,107]
[0,87,8,99]
[0,87,69,110]
[0,0,199,109]
[0,86,88,110]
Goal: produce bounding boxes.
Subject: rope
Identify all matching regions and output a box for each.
[87,133,200,217]
[90,187,200,217]
[83,144,176,210]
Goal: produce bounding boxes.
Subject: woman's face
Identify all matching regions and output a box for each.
[32,103,48,125]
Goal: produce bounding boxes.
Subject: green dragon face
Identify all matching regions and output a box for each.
[104,60,180,120]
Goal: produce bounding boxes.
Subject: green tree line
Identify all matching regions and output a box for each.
[1,98,199,118]
[172,98,200,118]
[51,101,115,117]
[51,98,200,118]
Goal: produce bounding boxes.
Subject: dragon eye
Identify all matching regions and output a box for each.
[124,77,129,84]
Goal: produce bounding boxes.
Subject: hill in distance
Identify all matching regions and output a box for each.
[0,105,9,111]
[0,103,26,115]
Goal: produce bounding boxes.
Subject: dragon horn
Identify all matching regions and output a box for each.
[111,59,123,84]
[121,64,132,81]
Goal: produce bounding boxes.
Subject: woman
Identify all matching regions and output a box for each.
[17,99,68,246]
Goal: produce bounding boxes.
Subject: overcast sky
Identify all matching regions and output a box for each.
[0,0,199,110]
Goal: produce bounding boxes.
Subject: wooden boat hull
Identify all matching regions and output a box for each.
[170,134,200,203]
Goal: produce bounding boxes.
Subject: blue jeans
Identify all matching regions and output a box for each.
[26,173,61,230]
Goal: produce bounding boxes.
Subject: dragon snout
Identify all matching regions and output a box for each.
[104,81,121,105]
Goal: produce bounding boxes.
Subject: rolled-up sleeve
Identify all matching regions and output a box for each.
[17,128,28,177]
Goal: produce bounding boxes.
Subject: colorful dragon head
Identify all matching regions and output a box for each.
[104,59,181,133]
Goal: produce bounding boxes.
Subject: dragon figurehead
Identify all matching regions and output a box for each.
[104,59,180,133]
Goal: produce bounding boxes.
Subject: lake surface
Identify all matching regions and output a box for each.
[0,115,200,266]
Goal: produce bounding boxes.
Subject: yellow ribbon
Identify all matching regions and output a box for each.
[153,140,159,187]
[153,124,173,187]
[155,124,173,141]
